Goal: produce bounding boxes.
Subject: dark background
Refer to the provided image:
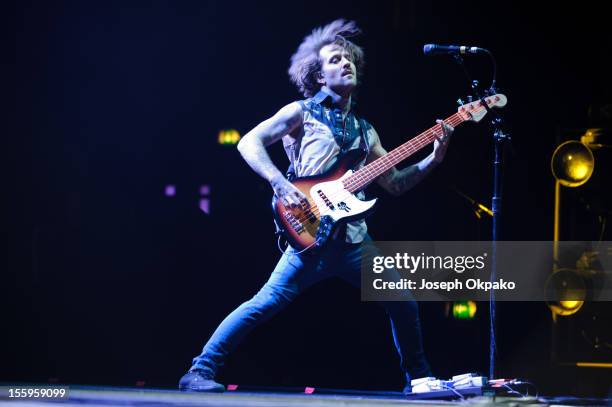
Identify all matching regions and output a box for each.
[8,0,612,397]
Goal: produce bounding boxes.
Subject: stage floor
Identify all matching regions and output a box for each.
[1,385,608,407]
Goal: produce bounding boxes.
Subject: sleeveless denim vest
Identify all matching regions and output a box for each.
[282,89,372,244]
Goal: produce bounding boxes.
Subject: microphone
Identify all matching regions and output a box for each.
[423,44,486,56]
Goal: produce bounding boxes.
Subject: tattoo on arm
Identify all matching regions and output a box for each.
[383,158,435,196]
[371,128,437,196]
[237,102,302,184]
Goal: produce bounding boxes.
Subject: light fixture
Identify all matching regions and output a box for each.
[549,139,595,316]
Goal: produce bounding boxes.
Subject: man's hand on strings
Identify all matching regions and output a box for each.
[432,119,454,164]
[271,175,310,210]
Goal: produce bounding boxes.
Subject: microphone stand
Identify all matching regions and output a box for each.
[453,52,510,381]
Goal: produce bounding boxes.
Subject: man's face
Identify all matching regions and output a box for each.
[317,44,357,94]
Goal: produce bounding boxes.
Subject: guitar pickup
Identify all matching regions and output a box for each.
[317,189,335,210]
[283,211,304,234]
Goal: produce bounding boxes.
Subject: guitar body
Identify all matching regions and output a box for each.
[272,149,378,251]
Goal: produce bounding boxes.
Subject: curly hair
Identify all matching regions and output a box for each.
[288,19,364,98]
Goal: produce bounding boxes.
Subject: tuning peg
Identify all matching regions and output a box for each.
[457,98,465,106]
[466,95,474,103]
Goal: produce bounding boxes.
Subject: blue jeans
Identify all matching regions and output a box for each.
[191,236,431,381]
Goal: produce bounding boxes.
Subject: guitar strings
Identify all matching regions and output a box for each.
[345,113,464,191]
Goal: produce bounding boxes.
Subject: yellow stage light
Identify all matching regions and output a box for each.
[545,268,586,317]
[218,129,241,145]
[452,301,477,319]
[550,139,594,317]
[548,300,584,316]
[551,140,594,187]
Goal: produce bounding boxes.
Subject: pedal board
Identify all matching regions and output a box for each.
[404,385,484,400]
[406,373,527,400]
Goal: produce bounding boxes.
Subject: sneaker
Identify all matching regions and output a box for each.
[404,365,432,395]
[178,370,225,392]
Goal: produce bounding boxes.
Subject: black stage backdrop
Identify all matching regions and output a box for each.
[8,0,612,397]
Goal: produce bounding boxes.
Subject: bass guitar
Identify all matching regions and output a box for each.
[272,94,507,251]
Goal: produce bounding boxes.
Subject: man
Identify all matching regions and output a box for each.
[179,19,453,393]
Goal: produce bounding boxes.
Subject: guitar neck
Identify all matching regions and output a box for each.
[343,111,466,193]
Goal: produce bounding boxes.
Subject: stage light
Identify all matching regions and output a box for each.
[545,268,586,316]
[551,140,594,187]
[548,300,584,317]
[199,184,210,214]
[559,300,581,309]
[164,184,176,197]
[452,301,477,319]
[218,129,241,145]
[580,128,606,149]
[199,198,210,214]
[550,139,595,317]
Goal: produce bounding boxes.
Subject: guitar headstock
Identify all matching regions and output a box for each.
[457,94,507,122]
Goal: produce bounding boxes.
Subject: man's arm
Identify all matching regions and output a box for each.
[236,102,307,208]
[368,120,453,196]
